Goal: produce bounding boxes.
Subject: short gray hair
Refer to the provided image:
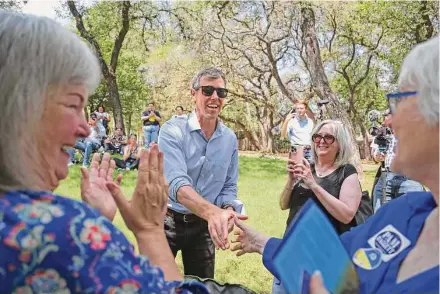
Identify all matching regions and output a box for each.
[398,36,439,126]
[191,67,227,89]
[310,120,355,167]
[0,11,100,191]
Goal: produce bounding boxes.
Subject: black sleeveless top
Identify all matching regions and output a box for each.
[286,163,358,235]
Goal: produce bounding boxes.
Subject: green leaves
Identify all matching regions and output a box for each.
[63,0,437,151]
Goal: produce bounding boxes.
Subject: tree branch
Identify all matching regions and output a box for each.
[110,1,131,72]
[67,1,111,77]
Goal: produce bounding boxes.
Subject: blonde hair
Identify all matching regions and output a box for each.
[310,120,355,167]
[296,100,309,109]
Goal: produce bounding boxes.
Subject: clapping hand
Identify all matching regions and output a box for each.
[105,144,168,236]
[80,153,123,221]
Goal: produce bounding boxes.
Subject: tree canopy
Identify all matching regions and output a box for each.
[52,0,438,158]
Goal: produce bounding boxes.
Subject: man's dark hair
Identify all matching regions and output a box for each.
[191,67,227,89]
[147,102,154,106]
[176,105,184,111]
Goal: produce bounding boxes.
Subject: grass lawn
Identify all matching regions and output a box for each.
[55,155,377,293]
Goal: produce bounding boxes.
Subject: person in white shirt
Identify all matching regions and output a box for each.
[94,105,110,137]
[67,113,102,167]
[281,100,315,161]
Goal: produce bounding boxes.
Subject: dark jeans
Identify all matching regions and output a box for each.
[372,171,424,213]
[104,143,123,154]
[164,209,215,279]
[113,158,139,170]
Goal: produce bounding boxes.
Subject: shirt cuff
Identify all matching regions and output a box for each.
[221,203,234,210]
[262,237,283,280]
[170,179,192,203]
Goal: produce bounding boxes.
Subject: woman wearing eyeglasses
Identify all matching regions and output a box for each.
[272,120,362,293]
[231,36,439,294]
[280,120,362,235]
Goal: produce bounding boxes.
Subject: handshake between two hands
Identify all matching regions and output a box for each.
[78,144,248,251]
[79,146,329,293]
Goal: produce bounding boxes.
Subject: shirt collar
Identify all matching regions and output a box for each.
[297,114,309,122]
[188,110,224,135]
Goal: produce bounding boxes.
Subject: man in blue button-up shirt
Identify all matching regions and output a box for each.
[158,67,247,279]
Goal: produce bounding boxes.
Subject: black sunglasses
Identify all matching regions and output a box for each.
[197,86,228,99]
[312,133,336,144]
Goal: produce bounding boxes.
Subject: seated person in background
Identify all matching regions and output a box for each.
[68,112,102,167]
[104,127,127,154]
[231,36,439,294]
[273,119,362,293]
[0,11,207,293]
[113,134,141,170]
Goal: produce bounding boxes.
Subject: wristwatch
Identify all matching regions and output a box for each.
[221,204,235,211]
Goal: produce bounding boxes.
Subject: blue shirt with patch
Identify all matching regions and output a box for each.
[158,111,238,214]
[262,191,439,293]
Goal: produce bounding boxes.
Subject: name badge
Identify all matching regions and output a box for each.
[367,224,411,262]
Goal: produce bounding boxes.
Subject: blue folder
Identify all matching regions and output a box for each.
[272,199,360,294]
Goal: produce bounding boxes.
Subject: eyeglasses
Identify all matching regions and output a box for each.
[312,133,336,144]
[196,86,228,99]
[386,91,417,114]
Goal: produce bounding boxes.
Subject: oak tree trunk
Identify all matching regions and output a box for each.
[300,5,362,172]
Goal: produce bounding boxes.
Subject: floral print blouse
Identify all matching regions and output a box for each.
[0,190,209,293]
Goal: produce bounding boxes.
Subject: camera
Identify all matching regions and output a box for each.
[317,99,330,107]
[367,110,392,153]
[317,99,330,120]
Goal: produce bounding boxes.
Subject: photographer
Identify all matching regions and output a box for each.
[371,110,424,212]
[281,100,314,161]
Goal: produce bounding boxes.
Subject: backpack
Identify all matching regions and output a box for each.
[338,165,373,233]
[184,276,256,294]
[355,190,373,225]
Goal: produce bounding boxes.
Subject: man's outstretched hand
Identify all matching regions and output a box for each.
[207,208,248,250]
